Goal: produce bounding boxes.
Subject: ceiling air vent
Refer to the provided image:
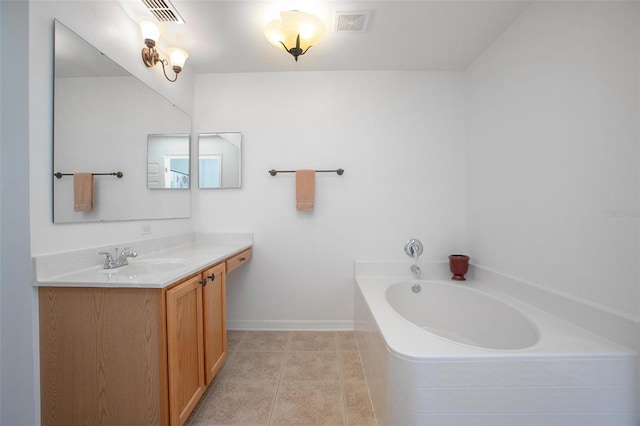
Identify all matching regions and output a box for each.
[142,0,185,24]
[335,11,371,33]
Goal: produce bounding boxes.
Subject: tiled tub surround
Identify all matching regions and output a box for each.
[32,232,252,287]
[354,262,638,425]
[187,330,377,425]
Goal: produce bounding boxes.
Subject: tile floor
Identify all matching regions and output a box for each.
[187,330,377,426]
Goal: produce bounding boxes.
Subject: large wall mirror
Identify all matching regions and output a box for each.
[53,20,191,223]
[198,132,242,189]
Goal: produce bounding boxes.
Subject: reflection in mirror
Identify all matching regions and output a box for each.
[53,20,191,223]
[147,134,191,189]
[198,133,242,189]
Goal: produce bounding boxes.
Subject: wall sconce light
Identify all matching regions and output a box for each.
[264,10,325,62]
[139,17,188,82]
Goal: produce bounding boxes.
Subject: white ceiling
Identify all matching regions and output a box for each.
[120,0,533,74]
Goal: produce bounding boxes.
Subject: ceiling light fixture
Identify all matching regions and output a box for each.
[138,17,188,82]
[264,10,325,62]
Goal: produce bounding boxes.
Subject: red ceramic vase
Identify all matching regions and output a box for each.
[448,254,470,281]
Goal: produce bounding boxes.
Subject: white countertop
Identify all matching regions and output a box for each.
[33,233,252,289]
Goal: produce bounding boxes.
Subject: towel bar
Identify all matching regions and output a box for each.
[54,172,123,179]
[269,169,344,176]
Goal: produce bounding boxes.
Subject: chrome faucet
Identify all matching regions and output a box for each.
[405,239,423,277]
[404,239,423,259]
[98,247,138,269]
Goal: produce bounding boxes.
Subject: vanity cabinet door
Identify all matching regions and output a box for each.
[166,275,205,426]
[38,287,166,426]
[202,262,227,385]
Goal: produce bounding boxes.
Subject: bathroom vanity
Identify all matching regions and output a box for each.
[33,234,252,426]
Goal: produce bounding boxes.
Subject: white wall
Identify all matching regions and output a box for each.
[467,2,639,319]
[194,71,468,327]
[1,1,38,425]
[29,1,196,256]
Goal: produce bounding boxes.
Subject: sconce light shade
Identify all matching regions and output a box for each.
[265,10,325,61]
[138,17,188,82]
[138,16,162,45]
[167,47,189,70]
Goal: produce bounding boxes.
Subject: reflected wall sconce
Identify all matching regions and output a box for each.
[264,10,325,62]
[139,17,188,82]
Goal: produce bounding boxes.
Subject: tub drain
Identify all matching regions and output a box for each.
[411,283,421,293]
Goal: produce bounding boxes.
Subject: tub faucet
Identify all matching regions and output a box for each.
[98,247,138,269]
[404,239,423,259]
[410,264,421,277]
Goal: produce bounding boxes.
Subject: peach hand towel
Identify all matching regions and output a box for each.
[295,170,315,211]
[74,173,94,212]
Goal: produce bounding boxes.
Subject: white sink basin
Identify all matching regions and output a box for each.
[99,259,186,277]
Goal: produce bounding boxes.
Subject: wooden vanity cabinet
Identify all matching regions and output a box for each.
[226,247,252,273]
[162,260,235,425]
[39,287,168,426]
[166,275,206,426]
[39,249,249,426]
[202,262,226,385]
[165,262,227,425]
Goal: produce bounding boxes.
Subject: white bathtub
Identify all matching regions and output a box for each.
[355,268,638,425]
[386,281,539,351]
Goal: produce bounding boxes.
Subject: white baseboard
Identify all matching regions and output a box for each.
[227,319,354,331]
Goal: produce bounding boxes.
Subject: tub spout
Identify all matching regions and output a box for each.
[410,264,421,277]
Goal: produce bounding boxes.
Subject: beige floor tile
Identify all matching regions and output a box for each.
[343,382,377,426]
[236,330,291,352]
[227,330,246,352]
[282,351,340,381]
[220,351,285,381]
[270,381,346,425]
[337,331,358,351]
[290,331,338,351]
[187,331,377,426]
[339,351,366,382]
[190,381,278,426]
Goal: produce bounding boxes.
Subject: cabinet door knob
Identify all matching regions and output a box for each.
[200,280,207,287]
[207,273,215,281]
